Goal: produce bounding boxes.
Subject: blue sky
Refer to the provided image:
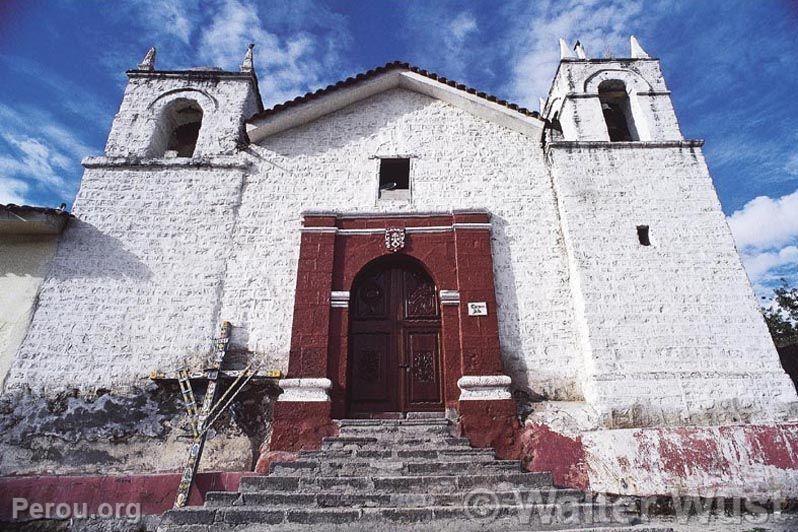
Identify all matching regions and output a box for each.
[0,0,796,295]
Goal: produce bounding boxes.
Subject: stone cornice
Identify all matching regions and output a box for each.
[82,156,251,169]
[547,139,704,150]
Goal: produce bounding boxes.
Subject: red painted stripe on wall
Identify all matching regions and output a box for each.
[0,471,255,521]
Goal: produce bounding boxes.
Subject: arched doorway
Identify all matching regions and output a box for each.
[347,256,443,416]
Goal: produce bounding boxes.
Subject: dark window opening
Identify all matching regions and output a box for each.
[379,158,410,191]
[166,105,203,157]
[598,80,638,142]
[637,225,651,246]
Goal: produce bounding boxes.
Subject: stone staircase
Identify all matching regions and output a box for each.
[159,415,671,531]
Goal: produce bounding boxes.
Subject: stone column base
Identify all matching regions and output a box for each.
[456,375,519,458]
[277,378,333,402]
[457,399,521,459]
[263,378,337,457]
[457,375,512,400]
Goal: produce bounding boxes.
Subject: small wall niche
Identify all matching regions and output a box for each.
[637,225,651,246]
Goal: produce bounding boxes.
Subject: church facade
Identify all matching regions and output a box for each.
[3,38,798,501]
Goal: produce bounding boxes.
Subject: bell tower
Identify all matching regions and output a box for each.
[543,36,682,142]
[542,36,797,426]
[104,45,263,159]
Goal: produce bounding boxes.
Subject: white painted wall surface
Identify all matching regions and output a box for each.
[4,161,251,391]
[0,235,60,389]
[222,88,583,401]
[547,144,797,425]
[7,65,794,428]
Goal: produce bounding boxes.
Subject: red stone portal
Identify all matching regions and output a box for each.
[268,210,513,452]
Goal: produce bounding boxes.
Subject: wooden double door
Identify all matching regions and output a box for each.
[348,258,443,415]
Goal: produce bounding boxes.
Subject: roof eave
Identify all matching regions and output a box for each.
[0,206,72,236]
[246,68,543,142]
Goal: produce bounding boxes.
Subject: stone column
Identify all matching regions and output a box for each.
[452,210,519,457]
[439,289,462,411]
[268,214,338,454]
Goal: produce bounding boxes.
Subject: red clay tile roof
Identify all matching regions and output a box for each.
[250,60,541,121]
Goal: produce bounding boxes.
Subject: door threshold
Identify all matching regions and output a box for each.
[347,411,445,420]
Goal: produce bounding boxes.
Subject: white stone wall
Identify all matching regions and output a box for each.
[547,143,798,424]
[4,159,250,391]
[0,235,60,389]
[9,71,793,427]
[8,88,583,400]
[220,88,583,400]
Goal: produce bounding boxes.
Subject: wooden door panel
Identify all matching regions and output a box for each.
[403,269,439,319]
[352,268,390,320]
[349,333,395,412]
[405,330,442,407]
[348,259,443,416]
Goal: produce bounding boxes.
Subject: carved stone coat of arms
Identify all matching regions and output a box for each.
[384,227,406,252]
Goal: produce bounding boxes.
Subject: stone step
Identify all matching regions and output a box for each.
[161,503,642,529]
[321,436,471,450]
[269,458,522,476]
[299,447,496,460]
[239,471,553,493]
[326,432,460,444]
[404,411,447,420]
[204,488,589,509]
[336,426,453,438]
[336,418,450,427]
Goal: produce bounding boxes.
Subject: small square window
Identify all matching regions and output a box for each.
[379,158,410,196]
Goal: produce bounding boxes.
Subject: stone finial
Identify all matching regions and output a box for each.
[539,97,546,113]
[138,47,156,71]
[630,35,650,59]
[240,43,255,73]
[559,38,572,59]
[573,40,587,59]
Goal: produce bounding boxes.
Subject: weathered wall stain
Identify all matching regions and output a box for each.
[0,383,274,475]
[520,423,589,490]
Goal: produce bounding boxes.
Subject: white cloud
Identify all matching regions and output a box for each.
[785,152,798,176]
[102,0,351,106]
[0,177,30,205]
[742,246,798,281]
[0,104,95,205]
[727,189,798,250]
[0,135,71,195]
[152,0,199,44]
[198,0,270,68]
[502,0,647,105]
[402,6,483,83]
[727,188,798,290]
[449,12,478,42]
[196,0,351,106]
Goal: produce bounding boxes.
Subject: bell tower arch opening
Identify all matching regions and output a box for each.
[347,254,443,417]
[598,79,638,142]
[151,99,204,158]
[165,103,203,157]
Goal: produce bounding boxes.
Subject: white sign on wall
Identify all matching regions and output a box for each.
[467,302,488,316]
